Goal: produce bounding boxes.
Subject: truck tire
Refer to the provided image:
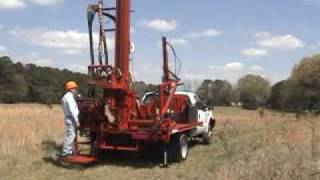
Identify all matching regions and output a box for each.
[203,127,213,145]
[168,133,188,162]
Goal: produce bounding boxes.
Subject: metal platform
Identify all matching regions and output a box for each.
[63,155,97,165]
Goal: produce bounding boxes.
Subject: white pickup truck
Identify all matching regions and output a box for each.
[174,91,215,143]
[141,91,216,161]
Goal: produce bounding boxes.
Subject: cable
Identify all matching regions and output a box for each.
[165,42,182,77]
[165,42,177,74]
[97,0,105,65]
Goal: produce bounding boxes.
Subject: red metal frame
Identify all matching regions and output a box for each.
[73,0,200,163]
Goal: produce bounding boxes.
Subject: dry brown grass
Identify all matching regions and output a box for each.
[214,108,320,180]
[0,105,319,180]
[0,104,64,169]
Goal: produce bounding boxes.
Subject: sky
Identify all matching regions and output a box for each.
[0,0,319,87]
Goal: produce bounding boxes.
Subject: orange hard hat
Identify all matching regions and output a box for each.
[65,81,78,90]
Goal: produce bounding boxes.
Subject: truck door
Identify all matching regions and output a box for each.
[194,95,208,133]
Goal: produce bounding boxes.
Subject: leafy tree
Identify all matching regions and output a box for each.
[209,80,233,106]
[230,87,240,104]
[286,54,320,111]
[196,79,234,106]
[197,79,214,105]
[0,56,158,104]
[238,74,270,110]
[0,56,88,104]
[0,57,28,103]
[269,80,288,109]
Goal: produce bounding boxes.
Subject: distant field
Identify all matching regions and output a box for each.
[0,104,319,180]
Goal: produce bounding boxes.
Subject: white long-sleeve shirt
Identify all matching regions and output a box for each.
[61,91,79,124]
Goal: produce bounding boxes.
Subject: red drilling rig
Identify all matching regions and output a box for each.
[64,0,215,166]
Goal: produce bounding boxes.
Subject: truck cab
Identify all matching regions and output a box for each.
[141,91,215,144]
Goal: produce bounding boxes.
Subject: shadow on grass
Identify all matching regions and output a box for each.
[41,140,93,170]
[96,149,162,168]
[41,140,62,154]
[40,140,162,169]
[41,140,67,168]
[40,139,204,170]
[92,139,204,169]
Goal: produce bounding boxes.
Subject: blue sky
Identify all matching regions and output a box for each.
[0,0,319,86]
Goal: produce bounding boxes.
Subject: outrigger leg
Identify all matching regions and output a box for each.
[161,144,169,168]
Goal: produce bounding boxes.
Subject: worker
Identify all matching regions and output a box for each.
[61,81,80,157]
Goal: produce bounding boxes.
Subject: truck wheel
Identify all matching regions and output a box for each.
[203,127,213,145]
[168,133,188,162]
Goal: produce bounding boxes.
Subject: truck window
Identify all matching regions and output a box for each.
[183,95,191,105]
[142,93,158,104]
[194,94,202,104]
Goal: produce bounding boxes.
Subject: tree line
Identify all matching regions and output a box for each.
[1,54,320,112]
[269,54,320,112]
[196,75,270,110]
[0,56,156,104]
[0,56,89,104]
[196,54,320,112]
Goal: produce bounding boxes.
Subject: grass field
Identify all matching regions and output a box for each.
[0,104,319,180]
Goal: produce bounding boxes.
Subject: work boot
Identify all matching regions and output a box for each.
[59,154,73,167]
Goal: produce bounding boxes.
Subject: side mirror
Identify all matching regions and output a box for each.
[196,102,205,110]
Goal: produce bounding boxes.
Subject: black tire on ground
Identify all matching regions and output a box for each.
[203,127,213,145]
[168,133,188,162]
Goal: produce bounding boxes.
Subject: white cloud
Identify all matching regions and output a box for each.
[61,49,82,55]
[139,19,177,32]
[223,63,267,83]
[168,38,189,47]
[209,65,218,69]
[131,53,162,83]
[241,48,268,58]
[256,33,304,50]
[181,62,246,84]
[249,65,264,72]
[36,30,91,49]
[183,79,203,91]
[0,0,63,9]
[179,61,267,85]
[67,64,87,73]
[0,45,7,52]
[10,28,114,54]
[223,62,245,83]
[181,73,202,81]
[15,57,53,67]
[14,51,54,67]
[0,45,8,56]
[224,62,245,73]
[28,0,63,6]
[186,28,221,38]
[31,58,54,66]
[157,37,189,48]
[0,0,26,9]
[309,41,320,51]
[254,32,271,39]
[10,28,92,49]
